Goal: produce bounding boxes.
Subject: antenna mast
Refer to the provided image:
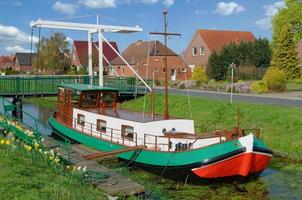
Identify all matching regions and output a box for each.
[150,10,181,119]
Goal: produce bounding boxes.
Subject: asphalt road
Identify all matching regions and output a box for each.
[154,88,302,108]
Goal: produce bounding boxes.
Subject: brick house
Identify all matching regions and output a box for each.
[71,40,119,75]
[111,40,191,81]
[14,53,36,72]
[297,39,302,66]
[0,55,14,70]
[184,29,255,71]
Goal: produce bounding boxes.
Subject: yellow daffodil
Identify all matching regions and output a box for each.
[24,144,32,151]
[5,140,10,145]
[34,142,39,150]
[54,157,60,163]
[0,140,5,145]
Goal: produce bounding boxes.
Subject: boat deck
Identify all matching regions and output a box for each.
[83,107,168,123]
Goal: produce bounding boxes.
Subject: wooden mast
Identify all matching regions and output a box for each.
[150,10,181,119]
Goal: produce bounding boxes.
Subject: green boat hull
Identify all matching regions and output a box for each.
[49,117,269,169]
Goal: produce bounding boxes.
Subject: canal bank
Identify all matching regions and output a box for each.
[19,96,302,199]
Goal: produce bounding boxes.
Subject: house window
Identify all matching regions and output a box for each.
[192,47,197,56]
[122,67,125,76]
[143,63,147,67]
[200,46,205,55]
[163,67,166,73]
[155,58,159,62]
[97,119,106,133]
[182,68,187,73]
[121,125,134,141]
[77,114,85,127]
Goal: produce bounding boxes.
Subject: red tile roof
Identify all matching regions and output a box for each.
[111,40,177,65]
[73,40,119,66]
[0,56,14,69]
[198,29,255,53]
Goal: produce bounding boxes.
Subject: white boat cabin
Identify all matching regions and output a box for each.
[55,84,224,151]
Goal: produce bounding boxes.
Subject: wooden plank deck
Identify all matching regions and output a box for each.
[83,145,144,160]
[43,137,145,196]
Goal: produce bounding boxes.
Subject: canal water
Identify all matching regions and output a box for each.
[20,102,302,200]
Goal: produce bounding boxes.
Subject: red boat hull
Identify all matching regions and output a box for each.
[191,152,272,179]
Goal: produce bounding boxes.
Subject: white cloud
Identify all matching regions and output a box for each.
[5,45,30,53]
[255,1,285,30]
[79,0,116,9]
[142,0,158,4]
[53,1,76,15]
[65,36,73,43]
[163,0,174,7]
[214,2,245,16]
[0,24,38,46]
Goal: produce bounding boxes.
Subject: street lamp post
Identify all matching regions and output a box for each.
[229,63,236,103]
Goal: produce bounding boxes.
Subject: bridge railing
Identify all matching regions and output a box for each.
[0,75,152,96]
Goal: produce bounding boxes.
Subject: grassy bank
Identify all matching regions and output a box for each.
[23,97,57,110]
[0,135,107,200]
[120,94,302,160]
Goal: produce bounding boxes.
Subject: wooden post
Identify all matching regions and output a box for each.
[155,136,158,151]
[150,10,181,119]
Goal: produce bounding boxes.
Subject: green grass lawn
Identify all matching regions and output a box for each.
[24,97,58,110]
[121,94,302,160]
[0,138,107,200]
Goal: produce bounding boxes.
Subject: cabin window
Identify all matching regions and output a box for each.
[77,114,85,127]
[97,119,107,133]
[121,125,134,141]
[101,92,116,107]
[200,46,205,55]
[58,88,65,103]
[71,90,80,106]
[81,92,99,108]
[192,47,197,56]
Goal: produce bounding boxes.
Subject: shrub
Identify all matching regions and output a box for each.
[192,66,207,86]
[226,82,250,93]
[250,81,268,93]
[209,79,216,84]
[263,67,287,91]
[154,79,161,86]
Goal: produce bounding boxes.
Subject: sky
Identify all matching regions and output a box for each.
[0,0,286,55]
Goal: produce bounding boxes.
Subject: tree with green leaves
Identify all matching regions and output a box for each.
[33,32,70,74]
[272,0,302,45]
[271,24,300,79]
[248,38,272,68]
[206,52,224,80]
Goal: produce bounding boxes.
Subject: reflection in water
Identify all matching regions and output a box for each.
[22,103,53,135]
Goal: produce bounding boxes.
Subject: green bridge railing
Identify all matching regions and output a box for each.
[0,75,152,96]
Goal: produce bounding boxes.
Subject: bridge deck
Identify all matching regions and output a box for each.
[0,75,151,97]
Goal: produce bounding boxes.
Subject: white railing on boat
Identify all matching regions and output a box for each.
[54,112,260,152]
